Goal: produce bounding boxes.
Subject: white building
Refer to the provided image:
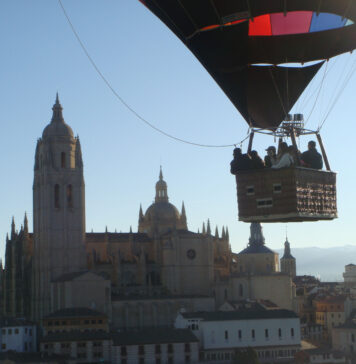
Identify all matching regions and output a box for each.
[175,309,301,363]
[0,318,37,353]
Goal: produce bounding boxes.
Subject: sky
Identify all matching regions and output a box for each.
[1,0,356,261]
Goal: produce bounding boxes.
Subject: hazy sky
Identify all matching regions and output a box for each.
[1,1,356,260]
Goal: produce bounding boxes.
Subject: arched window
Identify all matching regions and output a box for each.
[67,185,73,208]
[61,152,66,168]
[54,185,60,208]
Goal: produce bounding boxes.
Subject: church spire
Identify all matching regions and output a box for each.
[24,212,28,234]
[11,217,16,239]
[207,219,211,235]
[51,93,64,123]
[202,222,206,235]
[215,226,219,239]
[139,204,144,222]
[155,166,168,203]
[248,222,265,247]
[282,238,294,259]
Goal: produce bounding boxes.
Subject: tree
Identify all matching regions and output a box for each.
[232,347,260,364]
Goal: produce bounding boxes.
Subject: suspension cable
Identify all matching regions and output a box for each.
[58,0,246,148]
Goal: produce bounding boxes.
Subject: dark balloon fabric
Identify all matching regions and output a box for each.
[140,0,356,128]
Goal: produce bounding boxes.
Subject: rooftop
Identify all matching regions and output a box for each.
[112,328,198,346]
[41,330,111,343]
[181,309,298,321]
[0,318,35,328]
[44,307,106,319]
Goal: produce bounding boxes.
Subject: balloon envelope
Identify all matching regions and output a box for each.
[139,0,356,128]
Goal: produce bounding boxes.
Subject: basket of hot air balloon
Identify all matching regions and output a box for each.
[139,0,356,222]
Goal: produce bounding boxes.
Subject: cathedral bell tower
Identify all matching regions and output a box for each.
[32,95,86,319]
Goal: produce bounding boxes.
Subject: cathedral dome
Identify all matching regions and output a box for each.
[144,201,180,221]
[42,94,74,138]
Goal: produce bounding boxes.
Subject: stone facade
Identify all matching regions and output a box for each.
[1,97,297,327]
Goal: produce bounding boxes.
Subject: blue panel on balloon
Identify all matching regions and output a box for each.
[310,13,347,32]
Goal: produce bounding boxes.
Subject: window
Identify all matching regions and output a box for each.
[25,342,28,351]
[273,183,282,193]
[93,341,102,347]
[84,320,89,325]
[15,328,19,334]
[121,346,127,356]
[61,152,66,168]
[2,329,5,335]
[91,320,96,324]
[67,185,73,208]
[352,334,355,343]
[54,185,60,208]
[278,328,282,338]
[185,355,190,363]
[8,329,12,335]
[77,342,86,348]
[98,319,103,324]
[139,345,145,355]
[61,343,70,349]
[155,344,161,354]
[257,198,273,208]
[2,344,6,350]
[139,358,145,364]
[225,330,229,340]
[156,359,161,364]
[168,358,174,364]
[185,343,190,353]
[246,186,255,195]
[168,344,173,353]
[77,353,87,359]
[252,329,255,339]
[291,328,295,337]
[238,330,242,340]
[265,329,269,339]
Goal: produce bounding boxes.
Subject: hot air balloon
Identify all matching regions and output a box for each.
[139,0,356,222]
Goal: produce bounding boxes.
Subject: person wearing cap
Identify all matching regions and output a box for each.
[264,146,277,168]
[301,141,323,169]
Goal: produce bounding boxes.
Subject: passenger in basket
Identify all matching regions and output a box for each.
[249,150,265,169]
[301,141,323,169]
[264,146,277,168]
[272,142,294,169]
[230,148,252,174]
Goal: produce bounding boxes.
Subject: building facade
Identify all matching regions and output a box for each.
[2,97,297,327]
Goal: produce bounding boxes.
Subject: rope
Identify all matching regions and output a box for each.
[318,54,356,131]
[304,61,328,127]
[58,0,246,148]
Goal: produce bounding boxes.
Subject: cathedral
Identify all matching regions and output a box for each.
[2,96,297,328]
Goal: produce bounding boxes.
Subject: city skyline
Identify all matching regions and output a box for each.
[1,0,356,260]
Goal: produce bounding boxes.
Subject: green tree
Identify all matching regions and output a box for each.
[231,347,260,364]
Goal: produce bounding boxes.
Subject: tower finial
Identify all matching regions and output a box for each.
[11,216,15,239]
[249,222,265,247]
[155,167,168,203]
[24,212,28,234]
[207,219,211,235]
[51,93,64,123]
